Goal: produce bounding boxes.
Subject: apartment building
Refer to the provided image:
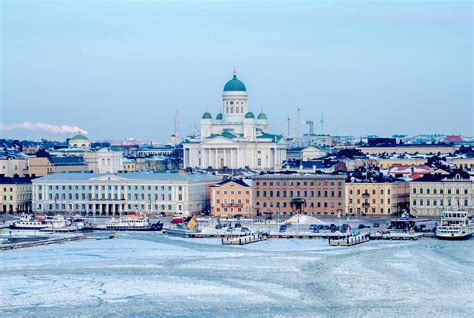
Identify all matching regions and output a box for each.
[210,179,252,217]
[410,170,473,216]
[345,179,409,216]
[252,174,346,216]
[0,176,32,213]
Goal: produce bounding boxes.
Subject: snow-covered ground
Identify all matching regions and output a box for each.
[1,233,473,317]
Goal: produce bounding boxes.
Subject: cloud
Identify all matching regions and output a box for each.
[0,122,88,134]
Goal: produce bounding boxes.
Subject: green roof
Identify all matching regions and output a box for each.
[208,131,237,139]
[257,113,267,120]
[70,134,89,141]
[245,112,255,119]
[223,74,246,92]
[202,112,212,119]
[256,133,283,143]
[216,113,223,120]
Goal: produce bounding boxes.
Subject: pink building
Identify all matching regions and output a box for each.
[210,179,253,217]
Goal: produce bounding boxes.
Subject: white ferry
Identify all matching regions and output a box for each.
[102,215,163,231]
[9,214,48,230]
[436,210,472,240]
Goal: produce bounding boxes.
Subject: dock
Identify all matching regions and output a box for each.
[370,231,422,240]
[329,234,370,246]
[1,235,83,251]
[222,232,268,245]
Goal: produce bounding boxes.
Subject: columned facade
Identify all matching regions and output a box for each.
[183,72,286,170]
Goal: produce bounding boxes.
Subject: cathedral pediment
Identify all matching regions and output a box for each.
[202,136,239,145]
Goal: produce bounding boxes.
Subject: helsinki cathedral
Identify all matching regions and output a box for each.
[183,71,286,170]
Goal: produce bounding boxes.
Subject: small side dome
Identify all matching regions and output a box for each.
[202,112,212,119]
[216,113,223,120]
[245,112,255,119]
[257,113,267,120]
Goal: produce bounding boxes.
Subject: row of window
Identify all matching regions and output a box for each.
[2,194,31,201]
[412,187,469,195]
[256,201,342,208]
[38,193,181,201]
[255,181,342,187]
[349,188,391,195]
[39,185,178,191]
[348,198,392,205]
[215,190,250,195]
[255,190,342,198]
[412,199,469,207]
[37,203,176,211]
[348,207,391,214]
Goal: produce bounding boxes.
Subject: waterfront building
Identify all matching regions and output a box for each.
[345,178,409,216]
[32,172,220,216]
[410,170,473,216]
[0,176,32,213]
[252,174,345,216]
[210,179,252,217]
[183,72,286,170]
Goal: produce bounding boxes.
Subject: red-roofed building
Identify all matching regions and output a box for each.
[388,164,432,180]
[444,135,464,143]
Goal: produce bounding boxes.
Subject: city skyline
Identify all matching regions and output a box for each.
[1,0,472,141]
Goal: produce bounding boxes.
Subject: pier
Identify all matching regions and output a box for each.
[1,235,83,251]
[329,234,370,246]
[222,232,268,245]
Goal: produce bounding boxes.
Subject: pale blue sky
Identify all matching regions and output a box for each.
[1,0,472,141]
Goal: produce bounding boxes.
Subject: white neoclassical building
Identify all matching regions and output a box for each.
[183,72,286,170]
[32,172,220,216]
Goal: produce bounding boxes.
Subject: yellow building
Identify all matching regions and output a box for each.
[0,177,32,213]
[123,159,137,172]
[345,180,409,216]
[410,170,473,216]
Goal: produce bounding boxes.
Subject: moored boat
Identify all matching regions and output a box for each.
[9,214,48,230]
[436,210,472,240]
[98,215,163,231]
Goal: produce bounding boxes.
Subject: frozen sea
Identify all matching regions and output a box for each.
[1,233,473,317]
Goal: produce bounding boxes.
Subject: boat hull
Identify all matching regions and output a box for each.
[9,225,48,230]
[94,222,163,232]
[436,232,472,240]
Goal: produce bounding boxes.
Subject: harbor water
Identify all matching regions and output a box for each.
[1,233,473,317]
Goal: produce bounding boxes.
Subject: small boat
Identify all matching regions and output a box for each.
[9,214,48,230]
[436,210,472,240]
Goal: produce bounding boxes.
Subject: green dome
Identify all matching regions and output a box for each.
[257,113,267,120]
[202,112,212,119]
[70,134,89,141]
[216,113,223,120]
[245,112,255,119]
[224,74,246,92]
